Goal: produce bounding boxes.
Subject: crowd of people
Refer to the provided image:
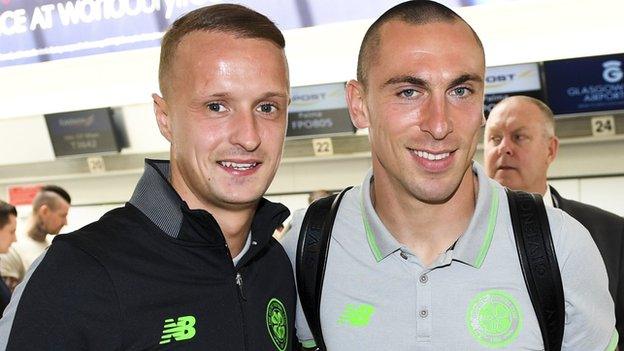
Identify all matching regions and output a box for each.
[0,1,622,350]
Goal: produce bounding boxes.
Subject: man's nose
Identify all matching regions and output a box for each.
[498,137,514,156]
[230,110,261,152]
[419,94,453,140]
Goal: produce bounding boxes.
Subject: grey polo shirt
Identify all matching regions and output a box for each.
[281,162,617,350]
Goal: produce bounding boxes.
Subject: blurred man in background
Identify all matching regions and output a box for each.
[0,200,17,315]
[0,185,70,289]
[484,95,624,348]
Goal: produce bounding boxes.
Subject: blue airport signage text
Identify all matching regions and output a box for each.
[544,54,624,115]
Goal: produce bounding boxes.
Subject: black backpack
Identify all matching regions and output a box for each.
[296,187,565,351]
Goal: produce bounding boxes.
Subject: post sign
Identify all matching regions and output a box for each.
[484,63,544,116]
[544,53,624,115]
[45,108,121,157]
[287,82,355,138]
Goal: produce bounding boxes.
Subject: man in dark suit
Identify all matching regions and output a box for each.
[484,95,624,347]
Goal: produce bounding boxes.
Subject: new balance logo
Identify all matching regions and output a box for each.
[159,315,196,345]
[338,303,375,327]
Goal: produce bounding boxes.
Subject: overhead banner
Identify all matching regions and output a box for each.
[484,63,544,116]
[0,0,209,67]
[0,0,512,68]
[544,53,624,115]
[45,108,121,156]
[287,82,355,138]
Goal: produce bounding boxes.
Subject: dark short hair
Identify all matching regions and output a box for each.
[158,4,285,97]
[357,0,484,85]
[32,185,71,212]
[0,200,17,229]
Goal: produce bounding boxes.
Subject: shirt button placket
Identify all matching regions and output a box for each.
[416,269,432,342]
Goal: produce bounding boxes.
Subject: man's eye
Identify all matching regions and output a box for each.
[257,103,277,113]
[207,103,225,112]
[399,89,416,98]
[451,87,471,97]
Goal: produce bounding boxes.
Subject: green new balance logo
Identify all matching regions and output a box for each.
[338,303,375,327]
[159,315,196,345]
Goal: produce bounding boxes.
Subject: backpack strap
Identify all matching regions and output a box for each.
[506,188,565,351]
[296,187,352,351]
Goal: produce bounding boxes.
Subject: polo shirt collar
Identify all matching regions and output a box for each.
[360,169,402,262]
[451,162,499,268]
[360,162,499,268]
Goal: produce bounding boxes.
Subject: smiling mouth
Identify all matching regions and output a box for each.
[217,161,259,171]
[410,149,452,161]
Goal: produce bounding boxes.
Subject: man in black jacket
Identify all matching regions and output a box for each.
[0,4,295,350]
[484,95,624,348]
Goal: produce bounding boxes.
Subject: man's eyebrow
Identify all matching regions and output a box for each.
[258,91,289,100]
[202,92,231,99]
[448,74,483,88]
[382,75,428,88]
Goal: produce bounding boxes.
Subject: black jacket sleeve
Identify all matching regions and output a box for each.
[1,239,123,350]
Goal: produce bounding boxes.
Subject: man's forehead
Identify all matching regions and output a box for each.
[374,20,485,72]
[488,107,538,132]
[378,19,481,49]
[175,30,286,66]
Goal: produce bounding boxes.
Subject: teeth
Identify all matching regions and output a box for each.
[414,150,450,161]
[219,161,257,170]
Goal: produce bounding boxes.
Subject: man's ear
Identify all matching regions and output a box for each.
[153,93,173,142]
[346,80,370,129]
[547,136,559,164]
[38,204,49,217]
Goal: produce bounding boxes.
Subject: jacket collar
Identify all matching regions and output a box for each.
[549,185,563,209]
[129,159,289,250]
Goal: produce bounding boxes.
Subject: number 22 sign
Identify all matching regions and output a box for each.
[312,138,334,156]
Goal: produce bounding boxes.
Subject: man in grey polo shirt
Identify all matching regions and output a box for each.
[282,1,617,350]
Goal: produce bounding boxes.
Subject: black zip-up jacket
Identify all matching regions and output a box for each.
[0,160,295,350]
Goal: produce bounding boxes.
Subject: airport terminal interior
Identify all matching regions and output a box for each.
[1,0,623,233]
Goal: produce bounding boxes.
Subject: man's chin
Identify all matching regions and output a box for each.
[493,175,521,189]
[218,188,267,208]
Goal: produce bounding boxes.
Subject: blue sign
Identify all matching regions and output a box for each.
[544,54,624,115]
[0,0,512,68]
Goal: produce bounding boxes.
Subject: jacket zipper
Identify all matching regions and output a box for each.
[226,244,248,351]
[236,272,247,300]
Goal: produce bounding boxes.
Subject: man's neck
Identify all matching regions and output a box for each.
[372,168,477,267]
[170,173,256,258]
[205,206,255,258]
[172,183,257,257]
[26,221,48,243]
